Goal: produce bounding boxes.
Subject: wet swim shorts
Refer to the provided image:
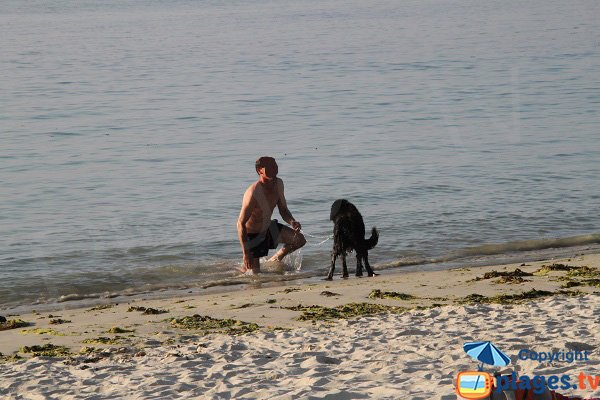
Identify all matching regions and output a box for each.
[246,220,284,258]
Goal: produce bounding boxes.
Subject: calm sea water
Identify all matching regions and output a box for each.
[2,0,599,309]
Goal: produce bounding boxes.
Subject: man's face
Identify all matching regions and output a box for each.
[258,166,277,183]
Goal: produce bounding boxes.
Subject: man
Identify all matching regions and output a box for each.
[237,156,306,274]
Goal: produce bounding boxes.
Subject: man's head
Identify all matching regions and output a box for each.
[255,156,278,182]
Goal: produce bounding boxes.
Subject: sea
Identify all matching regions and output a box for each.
[2,0,599,311]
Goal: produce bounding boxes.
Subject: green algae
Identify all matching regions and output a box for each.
[494,275,530,284]
[49,319,71,325]
[78,347,105,363]
[20,328,64,336]
[534,263,578,274]
[79,346,101,355]
[458,289,582,305]
[0,319,32,331]
[87,304,115,311]
[368,289,415,301]
[231,303,255,309]
[0,354,23,363]
[283,302,408,322]
[566,266,599,278]
[561,278,600,288]
[320,291,340,297]
[472,268,533,283]
[82,336,126,345]
[534,264,600,288]
[20,344,71,357]
[169,315,259,335]
[106,327,135,334]
[127,306,169,315]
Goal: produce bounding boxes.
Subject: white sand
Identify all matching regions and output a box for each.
[1,255,599,399]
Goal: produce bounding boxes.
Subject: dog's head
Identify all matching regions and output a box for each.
[330,199,352,221]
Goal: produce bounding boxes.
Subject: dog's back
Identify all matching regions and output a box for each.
[330,199,376,250]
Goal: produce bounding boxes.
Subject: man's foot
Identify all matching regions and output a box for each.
[267,254,282,262]
[236,266,258,275]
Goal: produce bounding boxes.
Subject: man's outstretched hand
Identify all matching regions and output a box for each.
[291,220,302,232]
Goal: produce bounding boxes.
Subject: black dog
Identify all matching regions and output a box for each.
[326,199,379,280]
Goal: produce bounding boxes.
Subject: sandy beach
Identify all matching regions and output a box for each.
[1,253,599,399]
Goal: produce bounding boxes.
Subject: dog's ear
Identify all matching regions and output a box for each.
[330,199,344,220]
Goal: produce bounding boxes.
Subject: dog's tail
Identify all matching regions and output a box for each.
[366,227,379,250]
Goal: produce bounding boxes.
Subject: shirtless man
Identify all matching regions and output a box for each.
[237,156,306,274]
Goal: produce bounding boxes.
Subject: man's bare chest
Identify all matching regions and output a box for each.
[254,185,279,210]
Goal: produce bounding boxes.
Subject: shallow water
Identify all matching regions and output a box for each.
[1,0,599,308]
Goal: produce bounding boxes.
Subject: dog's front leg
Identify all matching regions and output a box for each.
[356,255,363,277]
[326,252,337,280]
[342,253,349,278]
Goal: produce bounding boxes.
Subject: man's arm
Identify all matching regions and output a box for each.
[276,179,301,231]
[237,187,255,255]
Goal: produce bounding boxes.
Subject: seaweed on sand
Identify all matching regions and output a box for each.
[127,306,169,315]
[106,327,135,334]
[566,266,599,278]
[459,289,581,305]
[368,289,415,301]
[169,315,259,335]
[535,264,600,288]
[79,346,101,355]
[231,303,255,309]
[472,268,533,283]
[283,302,408,322]
[20,328,64,336]
[535,263,584,275]
[49,319,71,325]
[280,288,301,294]
[87,304,115,311]
[0,353,23,363]
[561,278,600,289]
[0,319,32,331]
[82,336,127,345]
[20,344,71,357]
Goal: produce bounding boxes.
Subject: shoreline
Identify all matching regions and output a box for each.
[1,252,599,398]
[3,241,600,316]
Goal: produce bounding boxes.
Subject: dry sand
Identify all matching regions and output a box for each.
[1,253,599,399]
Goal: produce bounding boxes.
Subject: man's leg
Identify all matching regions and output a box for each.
[269,226,306,262]
[238,255,261,274]
[249,256,260,274]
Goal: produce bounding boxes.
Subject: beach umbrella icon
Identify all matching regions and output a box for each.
[463,341,511,369]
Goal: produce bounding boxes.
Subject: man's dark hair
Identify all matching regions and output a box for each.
[255,156,278,174]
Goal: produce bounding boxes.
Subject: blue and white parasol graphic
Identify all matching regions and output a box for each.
[463,341,511,370]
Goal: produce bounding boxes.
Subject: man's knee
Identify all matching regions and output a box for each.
[297,233,306,248]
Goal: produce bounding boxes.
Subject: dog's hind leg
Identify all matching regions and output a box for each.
[363,253,378,277]
[342,253,349,278]
[355,255,364,277]
[326,252,337,280]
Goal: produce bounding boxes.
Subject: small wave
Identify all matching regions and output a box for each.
[438,233,600,262]
[374,233,600,272]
